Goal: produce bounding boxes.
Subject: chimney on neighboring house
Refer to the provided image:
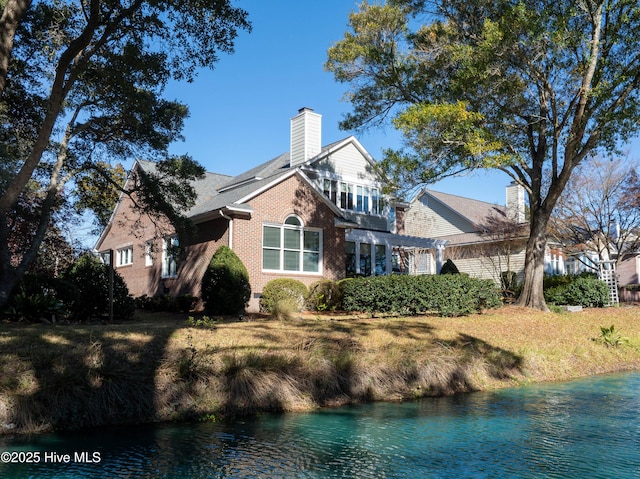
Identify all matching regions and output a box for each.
[506,181,526,223]
[290,107,321,167]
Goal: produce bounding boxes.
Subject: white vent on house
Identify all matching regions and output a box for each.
[290,107,321,167]
[506,181,526,223]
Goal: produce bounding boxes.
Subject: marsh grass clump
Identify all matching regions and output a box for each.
[270,298,297,321]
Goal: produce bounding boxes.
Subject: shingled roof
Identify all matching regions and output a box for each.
[419,189,507,229]
[136,137,359,223]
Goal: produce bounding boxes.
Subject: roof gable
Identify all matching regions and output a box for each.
[416,189,506,231]
[302,136,383,183]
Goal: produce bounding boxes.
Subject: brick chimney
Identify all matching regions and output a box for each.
[290,107,321,167]
[506,181,526,223]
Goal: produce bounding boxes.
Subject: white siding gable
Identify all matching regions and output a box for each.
[314,142,380,184]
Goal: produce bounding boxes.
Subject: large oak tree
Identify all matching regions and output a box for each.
[326,0,640,310]
[0,0,251,307]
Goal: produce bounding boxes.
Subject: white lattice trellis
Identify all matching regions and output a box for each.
[598,260,619,306]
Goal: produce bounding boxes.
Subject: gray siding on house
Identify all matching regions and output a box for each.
[445,247,526,285]
[617,255,640,285]
[343,211,388,231]
[405,194,474,238]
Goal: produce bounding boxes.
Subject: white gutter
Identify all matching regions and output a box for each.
[219,210,233,249]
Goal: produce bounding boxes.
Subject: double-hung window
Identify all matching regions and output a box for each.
[162,236,179,278]
[117,246,133,267]
[145,241,153,267]
[263,216,322,273]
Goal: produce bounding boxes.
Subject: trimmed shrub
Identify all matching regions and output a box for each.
[341,274,501,317]
[543,271,596,290]
[201,246,251,315]
[439,259,460,275]
[62,254,135,321]
[544,276,609,307]
[307,279,342,311]
[260,278,309,315]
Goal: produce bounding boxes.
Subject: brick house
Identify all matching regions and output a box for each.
[95,108,440,311]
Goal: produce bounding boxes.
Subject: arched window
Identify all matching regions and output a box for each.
[263,216,322,273]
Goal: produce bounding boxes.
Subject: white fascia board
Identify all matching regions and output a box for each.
[190,204,254,224]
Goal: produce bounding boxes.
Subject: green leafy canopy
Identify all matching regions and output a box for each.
[0,1,251,308]
[327,0,640,310]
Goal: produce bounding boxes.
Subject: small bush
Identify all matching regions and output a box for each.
[439,259,460,275]
[543,271,596,290]
[260,278,309,315]
[5,292,66,322]
[307,279,342,311]
[201,246,251,315]
[62,254,135,321]
[595,324,628,348]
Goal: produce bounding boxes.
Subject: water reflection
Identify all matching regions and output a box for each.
[1,372,638,478]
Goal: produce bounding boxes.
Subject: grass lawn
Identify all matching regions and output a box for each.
[1,305,639,434]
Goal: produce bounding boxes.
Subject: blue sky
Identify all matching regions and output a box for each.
[163,0,638,208]
[163,0,514,206]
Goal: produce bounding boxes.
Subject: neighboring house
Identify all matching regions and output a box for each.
[95,108,440,312]
[404,183,568,287]
[617,253,640,285]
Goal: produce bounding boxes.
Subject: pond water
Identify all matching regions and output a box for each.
[1,372,639,478]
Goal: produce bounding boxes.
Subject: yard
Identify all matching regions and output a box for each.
[1,305,639,434]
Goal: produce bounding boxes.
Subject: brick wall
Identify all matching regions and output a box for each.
[234,174,345,311]
[99,173,345,312]
[97,193,230,300]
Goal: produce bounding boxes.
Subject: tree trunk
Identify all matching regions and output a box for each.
[0,269,19,309]
[0,0,32,97]
[515,213,549,311]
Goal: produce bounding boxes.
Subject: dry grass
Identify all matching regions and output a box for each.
[1,306,639,434]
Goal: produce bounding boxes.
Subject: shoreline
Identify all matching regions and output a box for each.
[2,306,639,435]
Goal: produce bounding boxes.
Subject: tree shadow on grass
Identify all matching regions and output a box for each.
[215,326,526,417]
[435,333,525,386]
[0,317,527,434]
[0,322,177,434]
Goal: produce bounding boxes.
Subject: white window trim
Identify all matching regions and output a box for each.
[319,175,385,216]
[145,240,153,267]
[262,217,323,275]
[116,246,133,267]
[346,241,388,276]
[162,236,179,278]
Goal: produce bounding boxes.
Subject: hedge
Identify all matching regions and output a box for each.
[544,276,609,307]
[341,274,501,317]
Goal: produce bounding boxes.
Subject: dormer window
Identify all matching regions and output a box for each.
[323,179,337,204]
[321,178,384,215]
[339,183,353,210]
